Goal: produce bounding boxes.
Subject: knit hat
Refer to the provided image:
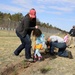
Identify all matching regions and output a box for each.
[29,8,36,18]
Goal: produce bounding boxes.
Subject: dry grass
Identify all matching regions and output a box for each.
[0,30,75,75]
[0,30,25,74]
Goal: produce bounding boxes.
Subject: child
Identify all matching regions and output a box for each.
[64,34,69,43]
[32,29,46,62]
[63,33,70,46]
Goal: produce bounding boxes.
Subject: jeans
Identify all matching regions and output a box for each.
[50,42,68,57]
[34,49,42,58]
[14,31,31,59]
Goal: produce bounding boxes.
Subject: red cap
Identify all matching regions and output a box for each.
[29,8,36,18]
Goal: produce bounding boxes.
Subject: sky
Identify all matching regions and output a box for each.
[0,0,75,32]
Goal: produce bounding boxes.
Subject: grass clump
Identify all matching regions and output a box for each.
[40,66,52,74]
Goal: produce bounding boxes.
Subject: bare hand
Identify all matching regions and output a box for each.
[35,25,38,29]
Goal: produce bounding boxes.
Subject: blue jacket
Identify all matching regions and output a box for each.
[36,34,45,44]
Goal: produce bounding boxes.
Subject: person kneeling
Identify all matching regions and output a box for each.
[46,35,73,59]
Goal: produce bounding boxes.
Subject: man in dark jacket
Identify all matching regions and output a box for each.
[69,26,75,37]
[14,8,38,61]
[69,26,75,46]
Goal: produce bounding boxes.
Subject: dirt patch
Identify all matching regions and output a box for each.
[0,52,57,75]
[1,59,32,75]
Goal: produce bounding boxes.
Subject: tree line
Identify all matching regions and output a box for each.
[0,11,67,33]
[0,11,23,22]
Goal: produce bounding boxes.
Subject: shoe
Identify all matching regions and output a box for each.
[68,51,73,59]
[33,56,38,62]
[25,58,33,62]
[38,56,44,61]
[14,52,19,56]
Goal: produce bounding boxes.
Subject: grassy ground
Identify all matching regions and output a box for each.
[0,30,75,75]
[0,30,25,74]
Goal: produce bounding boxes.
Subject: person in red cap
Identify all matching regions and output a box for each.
[14,8,38,62]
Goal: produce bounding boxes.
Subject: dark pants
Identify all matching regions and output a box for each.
[14,31,31,59]
[50,42,68,57]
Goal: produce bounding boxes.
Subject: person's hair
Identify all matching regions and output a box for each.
[29,8,36,14]
[45,41,50,47]
[30,8,35,10]
[33,28,42,37]
[72,25,75,29]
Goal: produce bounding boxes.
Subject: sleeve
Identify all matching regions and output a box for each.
[27,27,36,29]
[25,18,36,30]
[23,17,30,31]
[69,29,72,35]
[40,34,45,42]
[40,34,47,48]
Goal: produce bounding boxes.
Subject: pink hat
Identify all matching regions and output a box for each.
[29,8,36,18]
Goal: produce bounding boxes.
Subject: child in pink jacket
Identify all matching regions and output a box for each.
[64,34,70,46]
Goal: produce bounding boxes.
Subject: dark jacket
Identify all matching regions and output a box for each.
[16,14,36,37]
[69,29,75,37]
